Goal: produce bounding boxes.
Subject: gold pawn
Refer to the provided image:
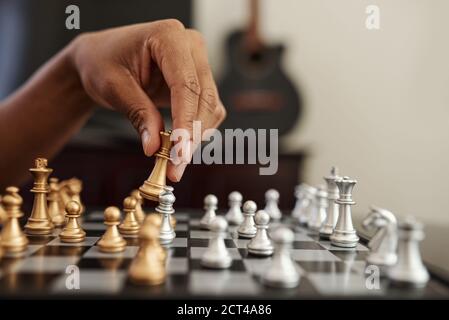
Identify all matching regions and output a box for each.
[139,131,172,202]
[118,196,140,235]
[128,216,166,286]
[59,201,86,243]
[0,187,29,254]
[98,206,127,253]
[24,158,54,235]
[48,178,65,227]
[145,214,167,262]
[131,190,145,224]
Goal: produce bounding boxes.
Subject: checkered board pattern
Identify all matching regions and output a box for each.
[0,211,447,299]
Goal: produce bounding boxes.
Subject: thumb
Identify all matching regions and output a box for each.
[106,75,164,156]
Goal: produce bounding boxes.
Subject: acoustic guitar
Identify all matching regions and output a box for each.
[218,0,303,136]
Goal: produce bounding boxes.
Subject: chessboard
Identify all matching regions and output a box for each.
[0,209,448,299]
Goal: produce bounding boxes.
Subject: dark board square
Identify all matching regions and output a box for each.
[188,238,208,247]
[27,235,56,245]
[330,250,368,261]
[32,245,88,257]
[77,257,132,270]
[169,247,188,258]
[85,230,104,237]
[292,241,325,250]
[0,272,61,295]
[175,231,188,238]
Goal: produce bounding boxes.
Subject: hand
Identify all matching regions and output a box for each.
[69,19,226,181]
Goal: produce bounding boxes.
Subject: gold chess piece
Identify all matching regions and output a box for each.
[139,131,172,202]
[144,214,167,262]
[128,216,166,286]
[131,190,145,224]
[0,195,6,224]
[59,201,86,243]
[25,158,54,235]
[59,178,84,213]
[118,196,140,235]
[47,178,65,227]
[0,187,29,254]
[98,206,126,253]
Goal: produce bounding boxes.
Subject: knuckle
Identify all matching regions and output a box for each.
[215,104,227,123]
[126,107,147,133]
[182,75,201,97]
[188,29,205,46]
[200,88,218,113]
[159,19,185,32]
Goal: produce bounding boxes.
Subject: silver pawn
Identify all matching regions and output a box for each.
[264,189,282,221]
[292,184,306,219]
[297,185,317,225]
[362,206,397,267]
[320,167,340,239]
[225,191,244,225]
[248,210,274,256]
[330,176,359,248]
[156,186,176,244]
[261,227,300,288]
[201,216,232,269]
[308,185,328,233]
[238,200,257,238]
[200,194,218,230]
[389,217,429,287]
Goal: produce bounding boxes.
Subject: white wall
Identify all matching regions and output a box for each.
[194,0,449,225]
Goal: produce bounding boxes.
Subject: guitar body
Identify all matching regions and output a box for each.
[218,31,303,136]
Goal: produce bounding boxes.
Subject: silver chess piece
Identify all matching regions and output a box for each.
[248,210,274,256]
[308,185,328,233]
[319,167,340,239]
[200,194,218,230]
[225,191,244,225]
[362,206,397,267]
[264,189,282,221]
[296,184,316,225]
[388,217,429,287]
[156,186,176,244]
[201,216,232,269]
[261,227,300,288]
[238,200,257,238]
[330,176,359,248]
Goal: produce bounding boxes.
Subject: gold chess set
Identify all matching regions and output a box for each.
[0,131,176,286]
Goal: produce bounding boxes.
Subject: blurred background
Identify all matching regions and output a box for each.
[1,0,448,226]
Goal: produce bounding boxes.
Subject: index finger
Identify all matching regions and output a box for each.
[147,20,199,141]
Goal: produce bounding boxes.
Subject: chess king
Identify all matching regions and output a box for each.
[139,130,172,202]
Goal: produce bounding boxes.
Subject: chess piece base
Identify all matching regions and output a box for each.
[330,229,359,248]
[118,225,140,236]
[98,239,127,253]
[139,182,164,203]
[319,225,334,240]
[24,219,53,235]
[248,246,273,257]
[2,237,29,254]
[261,273,300,288]
[59,230,86,243]
[201,254,232,269]
[238,230,256,239]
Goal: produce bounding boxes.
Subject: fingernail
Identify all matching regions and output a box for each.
[173,163,187,182]
[141,130,151,156]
